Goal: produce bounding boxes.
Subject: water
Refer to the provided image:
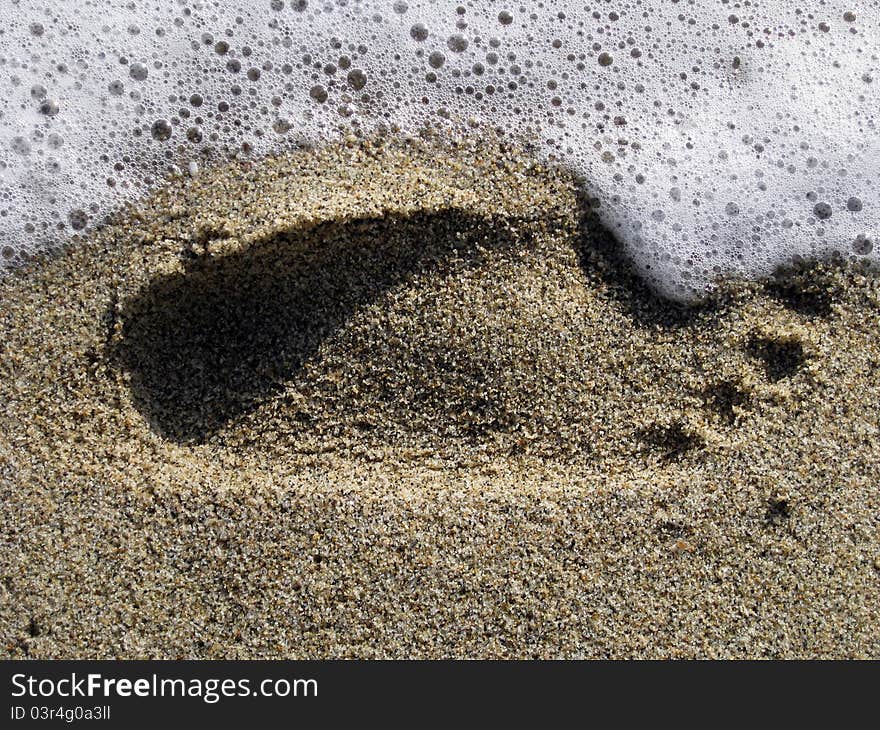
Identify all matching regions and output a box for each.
[0,0,877,299]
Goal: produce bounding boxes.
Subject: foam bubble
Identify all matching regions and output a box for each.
[0,0,878,300]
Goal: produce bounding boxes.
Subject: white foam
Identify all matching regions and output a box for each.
[1,0,877,299]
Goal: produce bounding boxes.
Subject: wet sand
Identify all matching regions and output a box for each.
[1,137,878,658]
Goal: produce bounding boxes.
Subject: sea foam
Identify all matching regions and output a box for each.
[0,0,877,299]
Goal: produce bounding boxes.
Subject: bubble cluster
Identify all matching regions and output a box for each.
[0,0,878,300]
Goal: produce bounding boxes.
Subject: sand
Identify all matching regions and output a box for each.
[1,135,878,658]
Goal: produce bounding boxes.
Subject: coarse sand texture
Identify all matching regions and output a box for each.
[1,139,879,658]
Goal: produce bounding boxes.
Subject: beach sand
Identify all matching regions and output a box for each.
[1,136,878,658]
